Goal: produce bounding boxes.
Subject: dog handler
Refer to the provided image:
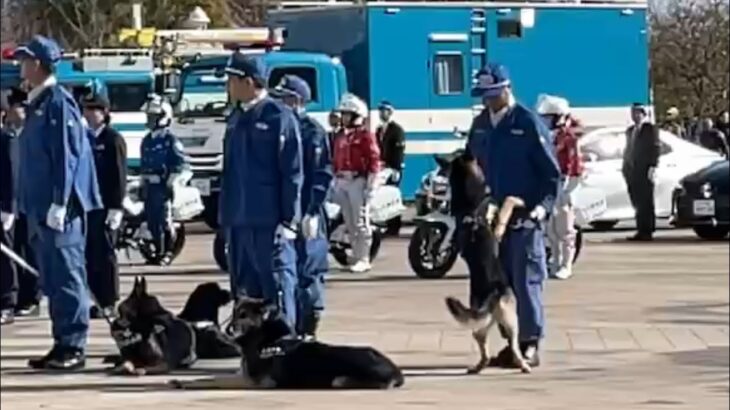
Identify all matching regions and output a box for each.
[466,63,561,367]
[331,93,381,273]
[271,75,334,338]
[536,94,584,280]
[14,35,103,370]
[219,53,303,330]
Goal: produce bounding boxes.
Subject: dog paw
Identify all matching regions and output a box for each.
[168,379,185,390]
[466,360,488,375]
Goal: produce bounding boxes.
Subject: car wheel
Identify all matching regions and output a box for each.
[590,220,618,231]
[693,225,730,241]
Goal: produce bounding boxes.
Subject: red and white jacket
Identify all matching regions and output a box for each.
[554,116,584,178]
[332,126,381,176]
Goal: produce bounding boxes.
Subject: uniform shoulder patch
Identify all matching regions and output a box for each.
[255,122,269,131]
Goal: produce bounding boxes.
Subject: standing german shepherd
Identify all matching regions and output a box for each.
[444,151,531,374]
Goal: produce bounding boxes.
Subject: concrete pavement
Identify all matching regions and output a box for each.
[1,227,728,409]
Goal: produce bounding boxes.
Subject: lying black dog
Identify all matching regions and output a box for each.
[178,282,240,359]
[171,297,405,390]
[106,276,197,376]
[444,151,531,374]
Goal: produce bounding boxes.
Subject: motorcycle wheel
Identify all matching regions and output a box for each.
[139,224,186,265]
[330,229,383,268]
[213,229,228,272]
[408,224,458,279]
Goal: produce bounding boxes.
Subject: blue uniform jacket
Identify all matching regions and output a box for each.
[298,113,333,218]
[219,97,303,229]
[17,85,102,220]
[466,103,560,214]
[140,129,186,179]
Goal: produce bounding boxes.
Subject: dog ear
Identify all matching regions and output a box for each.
[218,289,232,306]
[139,276,148,295]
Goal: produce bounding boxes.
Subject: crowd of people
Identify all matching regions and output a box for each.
[661,107,730,158]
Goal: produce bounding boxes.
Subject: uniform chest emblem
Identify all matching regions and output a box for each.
[314,146,323,162]
[279,134,285,149]
[35,109,43,117]
[511,129,525,136]
[94,144,104,151]
[255,122,269,131]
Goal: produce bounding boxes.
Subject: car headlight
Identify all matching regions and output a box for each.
[701,182,713,198]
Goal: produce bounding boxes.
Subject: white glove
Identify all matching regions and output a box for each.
[1,212,14,232]
[301,215,319,240]
[106,209,124,231]
[648,167,656,182]
[275,223,297,243]
[167,173,179,189]
[529,205,547,222]
[46,204,67,232]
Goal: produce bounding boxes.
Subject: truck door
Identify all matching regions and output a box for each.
[427,34,471,113]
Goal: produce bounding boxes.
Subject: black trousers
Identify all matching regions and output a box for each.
[0,215,41,310]
[627,174,656,236]
[86,209,120,307]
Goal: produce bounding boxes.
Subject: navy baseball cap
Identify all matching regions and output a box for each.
[378,100,394,111]
[270,74,312,103]
[13,35,62,70]
[471,63,512,98]
[225,52,267,85]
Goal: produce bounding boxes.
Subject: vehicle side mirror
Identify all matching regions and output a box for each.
[453,127,467,139]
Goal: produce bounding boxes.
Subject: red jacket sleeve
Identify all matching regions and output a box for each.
[363,128,381,174]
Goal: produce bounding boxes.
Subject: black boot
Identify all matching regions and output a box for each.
[300,312,321,341]
[15,303,40,317]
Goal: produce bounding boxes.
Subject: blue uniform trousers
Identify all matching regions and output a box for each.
[499,223,547,342]
[144,183,171,253]
[294,233,328,334]
[227,226,298,329]
[28,215,90,349]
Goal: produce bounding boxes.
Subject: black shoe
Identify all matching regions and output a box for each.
[15,304,40,317]
[627,233,653,242]
[29,346,86,371]
[90,305,116,320]
[0,309,15,326]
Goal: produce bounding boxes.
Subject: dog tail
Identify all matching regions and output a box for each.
[445,296,490,331]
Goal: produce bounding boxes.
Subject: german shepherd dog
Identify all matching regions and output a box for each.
[170,297,405,390]
[106,276,197,376]
[443,151,531,374]
[178,282,241,359]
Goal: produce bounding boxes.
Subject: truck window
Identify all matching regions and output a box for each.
[268,66,319,102]
[498,20,523,39]
[107,83,151,112]
[433,54,464,95]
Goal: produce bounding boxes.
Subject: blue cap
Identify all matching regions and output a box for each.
[378,100,394,111]
[81,78,110,109]
[224,52,267,85]
[270,74,312,103]
[471,63,512,98]
[13,35,62,70]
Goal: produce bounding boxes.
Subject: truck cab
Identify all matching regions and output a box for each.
[169,48,347,228]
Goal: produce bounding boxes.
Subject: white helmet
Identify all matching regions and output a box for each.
[338,93,368,118]
[536,94,570,116]
[142,93,173,128]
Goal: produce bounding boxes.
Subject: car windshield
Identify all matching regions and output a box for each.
[65,82,151,112]
[174,68,229,119]
[580,130,626,162]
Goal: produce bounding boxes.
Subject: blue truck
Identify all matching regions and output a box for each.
[1,49,154,169]
[268,1,650,197]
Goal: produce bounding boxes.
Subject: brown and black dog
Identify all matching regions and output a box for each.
[443,151,531,374]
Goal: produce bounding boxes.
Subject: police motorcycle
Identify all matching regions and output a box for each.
[117,170,204,265]
[408,150,607,279]
[212,168,406,272]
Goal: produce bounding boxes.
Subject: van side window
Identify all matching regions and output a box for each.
[108,83,152,112]
[497,19,523,39]
[433,54,464,95]
[269,66,319,102]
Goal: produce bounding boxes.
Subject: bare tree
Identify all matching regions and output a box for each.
[651,0,730,119]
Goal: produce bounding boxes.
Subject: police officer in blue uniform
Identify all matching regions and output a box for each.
[271,75,333,339]
[139,94,186,266]
[219,53,303,330]
[81,80,127,318]
[14,35,103,370]
[1,91,19,326]
[466,63,561,367]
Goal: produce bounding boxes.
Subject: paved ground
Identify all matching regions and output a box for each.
[1,224,728,410]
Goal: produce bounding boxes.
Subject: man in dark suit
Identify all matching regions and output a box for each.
[622,103,661,241]
[376,101,406,185]
[81,81,127,319]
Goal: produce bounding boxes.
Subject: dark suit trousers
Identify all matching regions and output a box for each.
[0,227,17,309]
[86,209,120,307]
[627,174,656,236]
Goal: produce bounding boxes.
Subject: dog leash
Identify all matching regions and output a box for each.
[1,242,115,327]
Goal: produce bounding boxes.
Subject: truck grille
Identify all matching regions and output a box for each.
[187,153,223,171]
